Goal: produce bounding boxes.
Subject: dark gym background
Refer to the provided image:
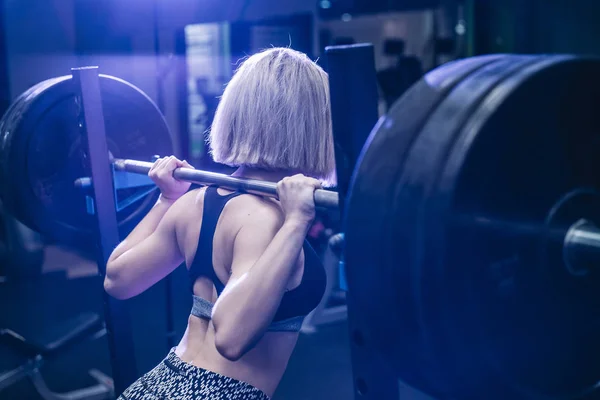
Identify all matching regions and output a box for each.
[1,0,600,399]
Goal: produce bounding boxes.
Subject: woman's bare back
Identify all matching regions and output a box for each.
[172,187,305,397]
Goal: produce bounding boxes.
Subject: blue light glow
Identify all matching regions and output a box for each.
[319,0,332,9]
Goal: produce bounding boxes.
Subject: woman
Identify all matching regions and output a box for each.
[104,47,336,399]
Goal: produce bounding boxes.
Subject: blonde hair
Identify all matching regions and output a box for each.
[208,47,336,186]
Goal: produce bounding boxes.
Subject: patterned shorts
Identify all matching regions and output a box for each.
[117,349,270,400]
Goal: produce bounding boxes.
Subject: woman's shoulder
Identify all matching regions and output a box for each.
[171,188,284,231]
[229,193,285,230]
[169,187,207,217]
[177,187,207,205]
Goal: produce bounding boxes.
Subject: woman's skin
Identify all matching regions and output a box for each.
[104,156,323,396]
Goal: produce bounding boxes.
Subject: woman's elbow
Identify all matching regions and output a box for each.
[214,331,246,361]
[104,267,131,300]
[104,278,126,300]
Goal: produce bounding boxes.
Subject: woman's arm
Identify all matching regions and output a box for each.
[107,195,176,264]
[104,156,194,299]
[212,211,309,360]
[211,175,321,361]
[108,156,193,262]
[104,192,192,299]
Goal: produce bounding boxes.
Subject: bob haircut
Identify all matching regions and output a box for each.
[208,47,336,186]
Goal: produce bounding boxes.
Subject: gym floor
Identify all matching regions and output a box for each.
[0,246,354,400]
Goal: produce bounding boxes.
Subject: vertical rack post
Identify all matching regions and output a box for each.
[72,66,138,394]
[326,43,400,399]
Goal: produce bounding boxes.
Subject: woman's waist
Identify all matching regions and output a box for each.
[176,317,298,396]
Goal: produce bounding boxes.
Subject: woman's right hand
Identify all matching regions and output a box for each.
[276,174,322,225]
[148,156,194,201]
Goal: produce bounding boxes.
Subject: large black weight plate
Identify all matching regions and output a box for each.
[431,56,600,399]
[397,54,541,397]
[347,52,600,400]
[0,75,172,247]
[343,54,506,395]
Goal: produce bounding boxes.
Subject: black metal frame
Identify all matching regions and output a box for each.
[72,66,138,394]
[325,44,380,216]
[325,43,402,400]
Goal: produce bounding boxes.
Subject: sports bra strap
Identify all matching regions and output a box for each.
[191,295,304,332]
[188,186,243,293]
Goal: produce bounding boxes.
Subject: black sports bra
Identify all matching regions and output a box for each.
[188,186,326,332]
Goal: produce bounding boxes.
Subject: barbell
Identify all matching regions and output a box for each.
[110,158,339,208]
[0,53,600,400]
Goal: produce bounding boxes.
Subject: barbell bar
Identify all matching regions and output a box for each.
[102,156,600,279]
[454,215,600,277]
[111,158,340,209]
[112,156,600,277]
